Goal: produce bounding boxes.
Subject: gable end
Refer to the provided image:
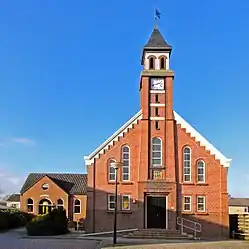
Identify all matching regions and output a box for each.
[174,111,232,167]
[84,110,142,166]
[84,110,231,168]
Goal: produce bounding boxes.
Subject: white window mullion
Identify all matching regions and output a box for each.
[197,196,206,212]
[183,147,191,182]
[152,137,162,166]
[122,146,130,181]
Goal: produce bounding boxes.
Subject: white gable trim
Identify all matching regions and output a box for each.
[84,110,231,168]
[174,111,232,167]
[84,110,142,166]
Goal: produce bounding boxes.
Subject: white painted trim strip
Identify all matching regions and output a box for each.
[174,111,232,167]
[150,103,165,107]
[84,110,142,165]
[84,109,232,168]
[150,117,165,120]
[79,228,138,237]
[150,90,165,94]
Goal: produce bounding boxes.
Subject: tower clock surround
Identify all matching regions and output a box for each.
[150,78,165,90]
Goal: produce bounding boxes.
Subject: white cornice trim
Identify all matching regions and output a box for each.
[150,90,165,94]
[84,110,142,166]
[84,110,231,168]
[150,117,165,120]
[174,111,232,168]
[150,103,165,107]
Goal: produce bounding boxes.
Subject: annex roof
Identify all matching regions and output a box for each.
[20,173,87,195]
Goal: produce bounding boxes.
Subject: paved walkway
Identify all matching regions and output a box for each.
[103,240,249,249]
[0,227,102,249]
[2,228,249,249]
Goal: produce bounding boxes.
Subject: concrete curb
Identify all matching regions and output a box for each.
[102,240,248,249]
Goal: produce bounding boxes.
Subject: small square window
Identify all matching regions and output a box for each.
[108,195,115,211]
[197,196,206,212]
[183,196,191,211]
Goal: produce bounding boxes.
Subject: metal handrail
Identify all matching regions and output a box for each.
[177,216,202,240]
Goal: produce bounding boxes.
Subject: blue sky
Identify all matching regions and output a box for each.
[0,0,248,197]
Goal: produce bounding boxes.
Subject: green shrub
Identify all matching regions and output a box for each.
[26,208,69,236]
[0,212,9,231]
[0,211,31,231]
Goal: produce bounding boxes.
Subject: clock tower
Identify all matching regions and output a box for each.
[139,26,176,182]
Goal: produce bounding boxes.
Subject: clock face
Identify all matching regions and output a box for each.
[150,78,164,90]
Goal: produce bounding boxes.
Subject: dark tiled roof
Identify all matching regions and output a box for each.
[6,194,20,202]
[20,173,87,195]
[144,27,172,50]
[229,198,249,207]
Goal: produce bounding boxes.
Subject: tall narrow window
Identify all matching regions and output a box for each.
[27,198,34,212]
[57,198,64,210]
[121,195,130,211]
[122,146,130,181]
[197,160,205,183]
[108,159,116,181]
[160,57,165,69]
[183,147,191,182]
[197,196,206,212]
[155,121,160,130]
[155,107,159,116]
[155,94,159,103]
[152,137,162,166]
[149,57,154,69]
[74,199,81,214]
[183,196,191,212]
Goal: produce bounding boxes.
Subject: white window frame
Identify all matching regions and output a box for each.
[197,196,206,212]
[197,160,205,183]
[121,195,131,211]
[183,196,192,212]
[74,199,81,214]
[183,147,191,182]
[27,198,34,213]
[108,159,116,182]
[151,137,162,166]
[108,194,115,211]
[122,146,130,181]
[57,198,64,210]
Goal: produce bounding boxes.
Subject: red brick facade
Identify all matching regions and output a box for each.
[84,27,231,238]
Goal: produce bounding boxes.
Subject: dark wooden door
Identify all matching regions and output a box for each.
[147,196,166,229]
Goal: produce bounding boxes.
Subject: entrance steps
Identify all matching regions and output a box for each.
[123,229,194,240]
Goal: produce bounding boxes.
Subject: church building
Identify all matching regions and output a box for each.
[84,26,232,238]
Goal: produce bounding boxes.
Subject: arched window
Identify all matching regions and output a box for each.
[160,57,166,69]
[149,57,154,69]
[27,198,34,212]
[183,147,191,182]
[152,137,162,166]
[197,160,205,183]
[57,198,64,210]
[122,145,130,181]
[74,199,81,214]
[108,159,116,181]
[38,198,52,215]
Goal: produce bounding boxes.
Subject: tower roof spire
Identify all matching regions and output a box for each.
[144,27,172,50]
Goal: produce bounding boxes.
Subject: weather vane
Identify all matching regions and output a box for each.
[154,8,161,28]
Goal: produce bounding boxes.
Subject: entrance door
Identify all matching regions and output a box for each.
[147,196,166,229]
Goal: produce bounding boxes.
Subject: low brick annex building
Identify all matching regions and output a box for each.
[84,26,232,238]
[20,173,87,222]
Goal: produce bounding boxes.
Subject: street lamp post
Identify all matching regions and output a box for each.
[110,161,123,245]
